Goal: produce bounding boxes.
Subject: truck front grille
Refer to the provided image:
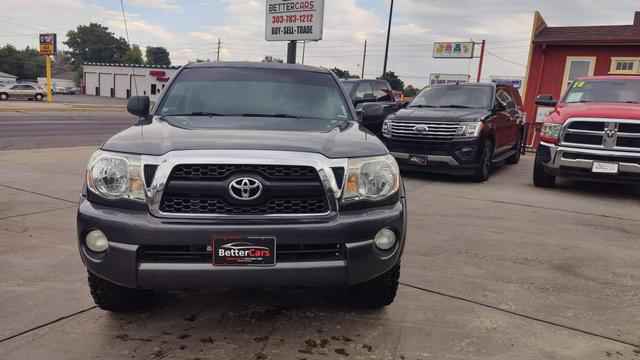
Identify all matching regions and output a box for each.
[562,119,640,151]
[387,120,462,140]
[138,243,344,263]
[159,164,330,216]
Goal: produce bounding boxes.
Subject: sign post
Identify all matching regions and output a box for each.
[265,0,325,64]
[39,33,57,103]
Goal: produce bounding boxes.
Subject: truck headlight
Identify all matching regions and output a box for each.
[343,155,400,202]
[382,119,392,138]
[86,150,145,201]
[541,123,562,143]
[458,122,483,137]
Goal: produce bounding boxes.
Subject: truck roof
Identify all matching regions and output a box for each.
[183,61,329,74]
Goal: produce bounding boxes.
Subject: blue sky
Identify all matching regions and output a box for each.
[2,0,639,87]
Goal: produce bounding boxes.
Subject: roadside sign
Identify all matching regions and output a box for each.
[491,77,523,89]
[265,0,325,41]
[39,33,57,56]
[429,73,470,86]
[433,42,474,59]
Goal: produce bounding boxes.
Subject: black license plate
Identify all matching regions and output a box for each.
[212,236,276,266]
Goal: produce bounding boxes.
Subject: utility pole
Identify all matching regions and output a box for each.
[476,40,486,82]
[216,38,221,62]
[382,0,394,77]
[301,41,306,65]
[287,40,297,64]
[45,55,52,103]
[361,40,367,79]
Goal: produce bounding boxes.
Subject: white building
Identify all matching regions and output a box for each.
[82,63,180,101]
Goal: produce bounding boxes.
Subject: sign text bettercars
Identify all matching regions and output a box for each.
[265,0,324,41]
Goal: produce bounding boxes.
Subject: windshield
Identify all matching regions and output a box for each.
[341,81,356,93]
[563,79,640,104]
[410,85,493,109]
[158,67,352,120]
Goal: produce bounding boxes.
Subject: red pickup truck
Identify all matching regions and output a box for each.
[534,76,640,187]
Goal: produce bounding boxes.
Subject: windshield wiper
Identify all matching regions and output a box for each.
[162,112,229,117]
[408,104,439,108]
[239,113,301,118]
[439,104,473,109]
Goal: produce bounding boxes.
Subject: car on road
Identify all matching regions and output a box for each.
[382,83,525,181]
[341,79,402,135]
[534,76,640,187]
[78,62,406,312]
[0,83,45,101]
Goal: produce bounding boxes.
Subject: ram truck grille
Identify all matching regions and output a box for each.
[562,119,640,151]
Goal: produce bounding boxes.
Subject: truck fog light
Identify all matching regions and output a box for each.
[374,228,396,251]
[86,230,109,252]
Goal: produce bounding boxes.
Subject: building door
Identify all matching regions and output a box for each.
[561,57,596,96]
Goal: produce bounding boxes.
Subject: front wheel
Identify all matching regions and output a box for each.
[348,264,400,308]
[471,139,494,182]
[88,272,153,312]
[533,149,556,188]
[0,93,8,101]
[506,132,523,165]
[35,94,44,101]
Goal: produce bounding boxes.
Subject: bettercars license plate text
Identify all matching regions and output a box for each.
[212,236,276,266]
[592,162,619,174]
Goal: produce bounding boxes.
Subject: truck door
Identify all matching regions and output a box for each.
[494,87,516,153]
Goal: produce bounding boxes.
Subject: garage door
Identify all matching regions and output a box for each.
[114,74,129,99]
[99,73,113,98]
[85,73,98,95]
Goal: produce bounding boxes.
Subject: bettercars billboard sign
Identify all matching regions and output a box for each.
[433,42,474,59]
[265,0,325,41]
[39,33,57,56]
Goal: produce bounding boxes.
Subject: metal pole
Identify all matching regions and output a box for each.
[382,0,394,77]
[476,40,486,82]
[45,55,52,103]
[301,41,306,65]
[216,38,221,62]
[361,40,367,79]
[287,40,297,64]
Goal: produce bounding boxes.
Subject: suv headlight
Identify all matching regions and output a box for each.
[86,150,145,201]
[343,155,400,202]
[458,122,483,137]
[382,119,392,138]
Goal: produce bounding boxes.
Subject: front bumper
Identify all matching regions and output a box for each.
[384,138,482,174]
[77,197,406,290]
[537,142,640,183]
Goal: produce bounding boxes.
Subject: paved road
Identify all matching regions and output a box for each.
[0,146,639,359]
[0,111,135,150]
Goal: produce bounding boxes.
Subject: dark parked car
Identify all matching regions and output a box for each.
[341,79,402,135]
[381,83,525,181]
[78,62,406,312]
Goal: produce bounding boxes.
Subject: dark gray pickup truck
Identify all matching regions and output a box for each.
[78,62,406,312]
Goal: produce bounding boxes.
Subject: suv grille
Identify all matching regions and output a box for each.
[138,243,344,263]
[387,120,463,140]
[562,119,640,150]
[159,164,329,216]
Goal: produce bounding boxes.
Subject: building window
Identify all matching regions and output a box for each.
[610,57,640,74]
[561,57,596,96]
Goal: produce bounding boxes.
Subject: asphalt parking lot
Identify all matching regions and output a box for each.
[1,144,640,359]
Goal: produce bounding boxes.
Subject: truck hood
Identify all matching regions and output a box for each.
[389,107,490,122]
[553,102,640,122]
[101,116,388,158]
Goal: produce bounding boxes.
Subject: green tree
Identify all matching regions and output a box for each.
[145,47,171,66]
[330,67,359,79]
[123,45,144,64]
[378,71,404,91]
[0,45,45,80]
[65,23,130,64]
[403,84,420,98]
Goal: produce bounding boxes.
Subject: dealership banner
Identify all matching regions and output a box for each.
[433,42,474,59]
[265,0,325,41]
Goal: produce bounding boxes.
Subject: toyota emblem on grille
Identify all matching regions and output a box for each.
[414,125,429,134]
[228,177,263,200]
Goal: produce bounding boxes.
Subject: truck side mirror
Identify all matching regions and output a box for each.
[360,102,385,121]
[536,95,557,107]
[127,96,150,118]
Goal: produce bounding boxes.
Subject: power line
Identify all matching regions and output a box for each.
[485,50,526,68]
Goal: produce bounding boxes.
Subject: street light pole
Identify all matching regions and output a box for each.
[287,41,297,64]
[361,40,367,79]
[382,0,394,77]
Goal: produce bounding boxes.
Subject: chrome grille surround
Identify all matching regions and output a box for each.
[386,120,465,140]
[561,118,640,151]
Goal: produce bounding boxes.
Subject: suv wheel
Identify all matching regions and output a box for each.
[88,272,153,312]
[506,132,523,165]
[0,93,8,101]
[533,151,556,188]
[471,139,494,182]
[35,94,44,101]
[348,264,400,308]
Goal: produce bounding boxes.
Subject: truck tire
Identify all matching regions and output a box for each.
[533,151,556,188]
[88,272,153,312]
[471,139,494,182]
[35,94,44,101]
[506,131,523,165]
[348,264,400,308]
[0,93,8,100]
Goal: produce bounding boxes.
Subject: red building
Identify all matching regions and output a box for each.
[522,11,640,146]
